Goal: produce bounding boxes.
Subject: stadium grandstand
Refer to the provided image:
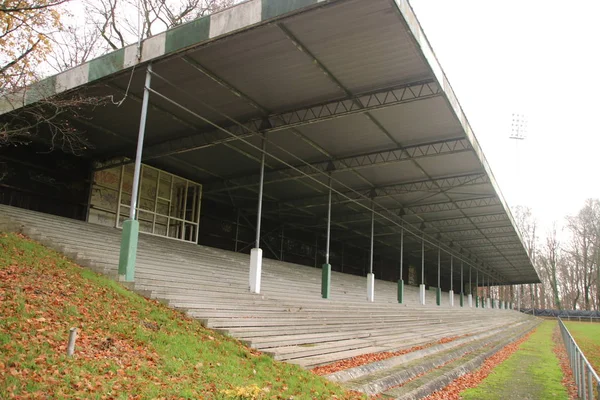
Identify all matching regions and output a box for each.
[0,0,541,397]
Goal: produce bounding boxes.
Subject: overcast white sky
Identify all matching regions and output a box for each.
[409,0,600,231]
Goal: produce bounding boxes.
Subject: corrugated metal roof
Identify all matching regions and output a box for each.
[0,0,539,284]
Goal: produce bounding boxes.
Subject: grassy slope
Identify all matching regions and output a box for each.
[0,233,363,399]
[460,321,568,400]
[564,321,600,374]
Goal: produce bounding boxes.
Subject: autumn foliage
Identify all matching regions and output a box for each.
[0,233,364,399]
[0,0,64,91]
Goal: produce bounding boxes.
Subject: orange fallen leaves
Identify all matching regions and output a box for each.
[312,335,467,376]
[551,325,578,400]
[423,331,535,400]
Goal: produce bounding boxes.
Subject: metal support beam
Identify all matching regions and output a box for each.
[117,64,152,283]
[141,79,441,160]
[322,175,332,299]
[262,173,489,211]
[206,138,472,193]
[249,134,267,294]
[419,234,426,305]
[325,176,332,265]
[436,247,441,306]
[367,201,375,302]
[421,236,425,285]
[398,226,404,303]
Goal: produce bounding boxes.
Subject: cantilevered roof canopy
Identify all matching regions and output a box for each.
[0,0,539,284]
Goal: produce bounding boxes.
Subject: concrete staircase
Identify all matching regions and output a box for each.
[0,205,537,395]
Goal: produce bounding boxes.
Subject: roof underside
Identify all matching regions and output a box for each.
[5,0,539,284]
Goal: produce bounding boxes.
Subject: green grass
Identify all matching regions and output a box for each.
[460,321,568,400]
[564,321,600,374]
[0,232,364,399]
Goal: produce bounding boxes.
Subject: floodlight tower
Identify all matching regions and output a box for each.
[510,113,527,313]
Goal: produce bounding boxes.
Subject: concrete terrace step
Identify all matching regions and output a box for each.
[0,204,535,377]
[333,319,539,398]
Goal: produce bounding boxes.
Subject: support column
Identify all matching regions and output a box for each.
[398,227,404,304]
[234,209,240,252]
[476,270,479,308]
[468,265,473,307]
[249,133,267,294]
[419,235,426,305]
[488,280,491,308]
[367,202,375,302]
[118,64,152,283]
[448,256,454,307]
[321,176,332,299]
[436,247,441,306]
[460,261,464,307]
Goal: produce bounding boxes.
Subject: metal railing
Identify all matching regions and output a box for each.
[558,317,600,399]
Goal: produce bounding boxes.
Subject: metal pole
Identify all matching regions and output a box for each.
[461,261,463,294]
[341,242,345,272]
[437,248,440,288]
[234,209,240,252]
[325,175,332,265]
[421,235,425,284]
[255,134,267,248]
[280,224,285,261]
[399,227,404,280]
[129,64,153,220]
[469,266,472,295]
[369,202,375,274]
[476,269,479,305]
[194,184,201,244]
[450,255,453,291]
[115,165,125,228]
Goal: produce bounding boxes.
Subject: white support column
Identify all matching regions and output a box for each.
[249,134,267,294]
[367,273,375,302]
[367,202,375,302]
[468,293,473,307]
[249,248,262,293]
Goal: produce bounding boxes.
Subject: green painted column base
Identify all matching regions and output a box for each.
[475,295,479,308]
[460,292,464,307]
[436,287,441,306]
[491,298,495,309]
[397,279,404,304]
[321,263,331,299]
[118,219,139,282]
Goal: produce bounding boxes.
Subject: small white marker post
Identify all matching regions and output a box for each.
[67,327,77,357]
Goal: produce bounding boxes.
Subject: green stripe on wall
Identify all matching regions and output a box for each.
[89,49,125,82]
[25,76,56,105]
[262,0,318,20]
[165,16,210,54]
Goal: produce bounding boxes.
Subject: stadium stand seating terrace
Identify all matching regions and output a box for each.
[0,204,536,388]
